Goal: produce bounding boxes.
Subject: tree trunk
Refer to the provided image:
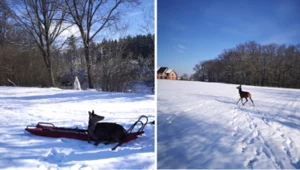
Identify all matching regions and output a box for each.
[44,53,56,87]
[84,46,93,89]
[48,65,56,87]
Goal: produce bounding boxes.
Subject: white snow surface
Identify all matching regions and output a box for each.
[0,86,155,170]
[158,80,300,169]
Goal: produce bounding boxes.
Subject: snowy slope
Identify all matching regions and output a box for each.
[157,80,300,169]
[0,87,155,170]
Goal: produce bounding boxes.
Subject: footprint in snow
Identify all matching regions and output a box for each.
[247,157,258,169]
[166,116,173,124]
[255,147,262,156]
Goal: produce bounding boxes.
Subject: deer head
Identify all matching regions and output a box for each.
[88,110,104,123]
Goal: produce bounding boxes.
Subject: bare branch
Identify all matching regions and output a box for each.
[1,0,70,87]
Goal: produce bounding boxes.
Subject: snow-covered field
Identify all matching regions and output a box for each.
[157,80,300,169]
[0,87,155,170]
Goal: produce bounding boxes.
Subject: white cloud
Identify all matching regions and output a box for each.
[177,44,187,53]
[178,44,186,50]
[49,23,81,48]
[58,24,81,39]
[128,11,143,16]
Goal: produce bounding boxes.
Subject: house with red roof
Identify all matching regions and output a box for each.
[157,67,177,80]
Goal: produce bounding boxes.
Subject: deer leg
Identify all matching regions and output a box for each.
[250,97,255,106]
[243,98,248,105]
[237,98,241,104]
[94,140,101,146]
[87,132,90,143]
[103,137,111,145]
[88,135,90,143]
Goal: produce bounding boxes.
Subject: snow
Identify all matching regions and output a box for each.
[73,76,81,90]
[158,80,300,169]
[165,69,173,74]
[0,86,155,169]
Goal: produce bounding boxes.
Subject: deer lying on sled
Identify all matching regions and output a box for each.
[236,85,255,106]
[88,110,126,146]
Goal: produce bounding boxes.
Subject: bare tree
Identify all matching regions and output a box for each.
[1,0,71,87]
[64,0,140,88]
[181,73,188,80]
[0,3,8,46]
[140,3,154,35]
[193,41,300,89]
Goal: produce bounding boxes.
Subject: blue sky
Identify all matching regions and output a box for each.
[93,0,154,40]
[157,0,300,76]
[124,0,154,36]
[60,0,154,41]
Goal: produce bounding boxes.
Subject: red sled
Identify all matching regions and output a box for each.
[25,115,148,150]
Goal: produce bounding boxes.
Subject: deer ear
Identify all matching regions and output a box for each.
[92,110,94,114]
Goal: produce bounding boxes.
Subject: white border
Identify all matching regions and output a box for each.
[154,0,158,169]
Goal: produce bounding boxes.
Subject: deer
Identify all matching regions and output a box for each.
[87,110,126,146]
[236,85,255,106]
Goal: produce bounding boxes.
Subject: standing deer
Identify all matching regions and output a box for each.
[88,110,126,146]
[236,85,255,106]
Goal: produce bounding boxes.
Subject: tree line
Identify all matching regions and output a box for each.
[0,0,154,92]
[192,41,300,89]
[56,34,154,92]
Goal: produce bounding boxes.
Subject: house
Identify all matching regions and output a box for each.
[165,69,177,80]
[157,67,177,80]
[157,67,168,79]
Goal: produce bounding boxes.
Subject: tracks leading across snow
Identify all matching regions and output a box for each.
[254,101,299,169]
[230,101,298,169]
